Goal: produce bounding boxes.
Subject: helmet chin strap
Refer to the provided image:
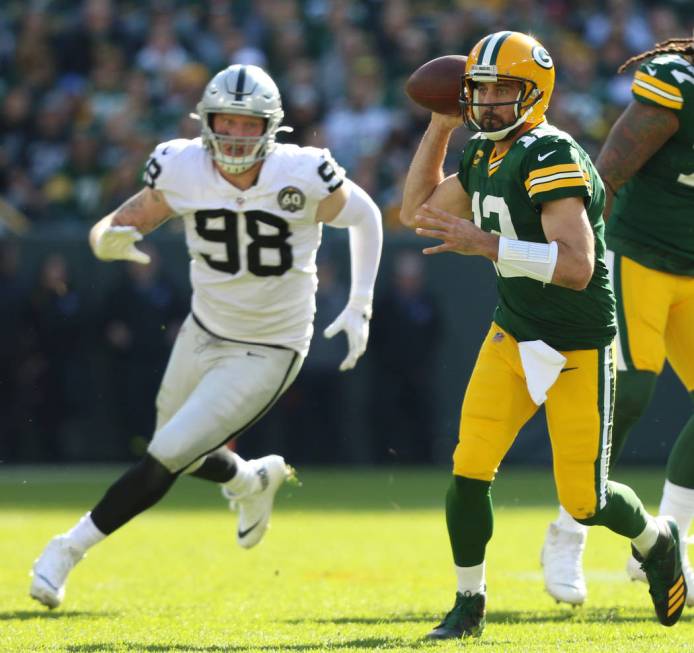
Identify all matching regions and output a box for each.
[482,109,532,141]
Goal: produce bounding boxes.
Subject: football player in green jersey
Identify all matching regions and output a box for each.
[543,36,694,607]
[400,31,686,638]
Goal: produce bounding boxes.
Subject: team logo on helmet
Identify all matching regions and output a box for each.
[532,46,553,69]
[278,186,305,212]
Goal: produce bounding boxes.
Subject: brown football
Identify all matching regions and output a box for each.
[405,55,467,115]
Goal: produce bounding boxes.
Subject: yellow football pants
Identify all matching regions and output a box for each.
[608,251,694,391]
[452,325,615,520]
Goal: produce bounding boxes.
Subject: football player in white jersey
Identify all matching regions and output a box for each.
[29,64,383,609]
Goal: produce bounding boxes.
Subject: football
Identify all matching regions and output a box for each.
[405,55,467,115]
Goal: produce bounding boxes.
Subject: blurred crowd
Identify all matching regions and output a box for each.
[0,236,446,465]
[1,0,693,464]
[1,0,692,233]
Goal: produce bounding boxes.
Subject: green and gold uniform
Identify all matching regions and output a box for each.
[606,54,694,389]
[439,34,659,617]
[452,122,616,519]
[460,122,615,351]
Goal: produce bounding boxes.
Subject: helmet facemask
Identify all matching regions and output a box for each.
[461,72,543,141]
[200,112,286,174]
[192,64,291,174]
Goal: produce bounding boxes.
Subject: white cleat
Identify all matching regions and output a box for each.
[29,535,83,609]
[541,522,587,606]
[222,455,291,549]
[627,538,694,607]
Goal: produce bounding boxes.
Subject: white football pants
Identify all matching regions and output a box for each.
[148,314,303,473]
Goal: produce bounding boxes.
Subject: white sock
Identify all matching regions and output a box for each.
[632,515,660,557]
[556,505,588,534]
[659,480,694,541]
[222,452,258,495]
[455,562,485,595]
[65,512,105,553]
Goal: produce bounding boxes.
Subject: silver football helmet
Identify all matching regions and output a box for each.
[193,64,287,174]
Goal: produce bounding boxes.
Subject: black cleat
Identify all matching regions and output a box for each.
[632,517,687,627]
[426,591,486,639]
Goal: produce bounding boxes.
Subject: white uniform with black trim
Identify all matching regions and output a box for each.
[145,138,345,356]
[144,139,345,472]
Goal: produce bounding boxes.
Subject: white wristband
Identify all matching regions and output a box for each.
[497,236,558,284]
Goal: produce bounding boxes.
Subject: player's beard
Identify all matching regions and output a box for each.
[479,111,506,131]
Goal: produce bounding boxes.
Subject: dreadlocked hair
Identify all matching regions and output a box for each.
[618,37,694,74]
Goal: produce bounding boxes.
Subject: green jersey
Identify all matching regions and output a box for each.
[458,122,615,350]
[607,54,694,275]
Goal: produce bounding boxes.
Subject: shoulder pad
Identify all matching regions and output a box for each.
[143,138,205,192]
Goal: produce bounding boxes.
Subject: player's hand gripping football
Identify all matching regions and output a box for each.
[93,226,151,264]
[414,204,498,259]
[323,301,372,372]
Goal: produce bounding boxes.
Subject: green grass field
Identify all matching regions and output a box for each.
[1,466,693,652]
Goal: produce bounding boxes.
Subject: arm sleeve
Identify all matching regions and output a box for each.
[326,179,383,311]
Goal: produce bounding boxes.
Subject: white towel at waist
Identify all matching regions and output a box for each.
[518,340,567,406]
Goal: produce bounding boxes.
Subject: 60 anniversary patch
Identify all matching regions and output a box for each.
[277,186,306,212]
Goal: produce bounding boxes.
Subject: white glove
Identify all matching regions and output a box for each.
[323,302,372,372]
[93,226,150,264]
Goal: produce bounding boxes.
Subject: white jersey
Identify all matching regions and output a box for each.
[144,139,345,356]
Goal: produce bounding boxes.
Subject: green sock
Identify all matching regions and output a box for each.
[666,391,694,488]
[575,480,648,538]
[610,370,658,468]
[446,475,493,567]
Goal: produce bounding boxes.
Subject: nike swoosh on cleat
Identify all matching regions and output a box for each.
[36,573,59,592]
[238,520,262,539]
[560,367,578,373]
[246,351,266,358]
